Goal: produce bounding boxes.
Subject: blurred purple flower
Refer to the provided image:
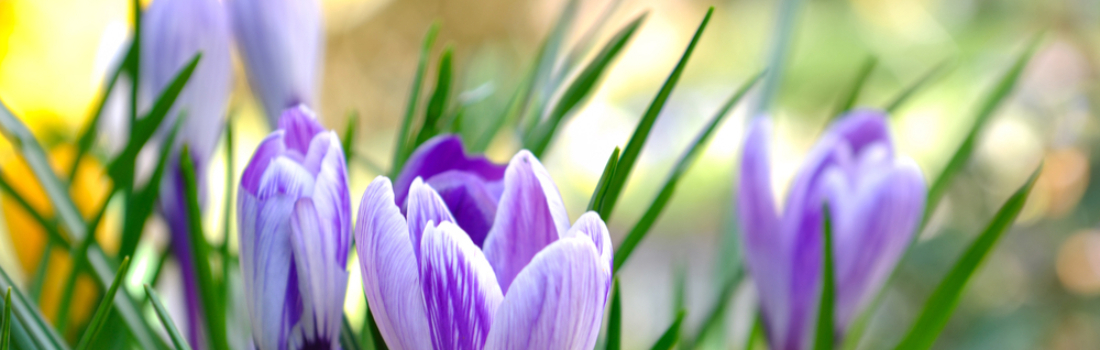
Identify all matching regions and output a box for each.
[737,110,926,350]
[229,0,323,124]
[356,141,612,350]
[140,0,232,344]
[238,105,351,350]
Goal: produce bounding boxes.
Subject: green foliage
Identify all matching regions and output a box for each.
[391,22,440,177]
[885,59,952,114]
[606,278,622,350]
[595,8,713,221]
[145,285,193,350]
[180,146,229,350]
[341,315,363,350]
[612,68,762,271]
[587,147,620,212]
[894,168,1039,350]
[0,265,67,350]
[1,288,12,350]
[74,256,131,350]
[814,206,835,350]
[830,56,876,120]
[649,310,685,350]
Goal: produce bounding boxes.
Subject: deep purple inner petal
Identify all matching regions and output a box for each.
[394,135,506,209]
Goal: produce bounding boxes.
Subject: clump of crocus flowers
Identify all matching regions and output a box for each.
[737,110,926,350]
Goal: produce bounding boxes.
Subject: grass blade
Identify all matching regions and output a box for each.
[894,167,1040,350]
[220,114,235,308]
[128,0,141,127]
[180,146,229,350]
[2,287,11,350]
[74,256,132,350]
[0,266,68,350]
[756,0,806,114]
[145,285,193,350]
[830,56,876,120]
[596,8,714,220]
[341,315,363,350]
[366,308,388,350]
[68,43,129,181]
[108,53,201,189]
[120,115,184,265]
[814,206,835,350]
[524,13,647,157]
[689,267,743,348]
[391,22,440,177]
[649,310,685,350]
[605,278,622,350]
[587,147,620,212]
[550,0,624,91]
[885,59,952,114]
[413,48,454,148]
[0,174,71,250]
[612,70,762,271]
[923,36,1040,226]
[343,110,357,168]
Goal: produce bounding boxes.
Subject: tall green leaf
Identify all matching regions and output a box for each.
[524,13,647,157]
[145,285,193,350]
[0,266,68,350]
[220,113,235,307]
[341,315,363,350]
[343,110,357,168]
[894,167,1040,350]
[649,310,685,350]
[587,147,620,212]
[56,199,112,333]
[68,43,129,181]
[756,0,806,114]
[605,278,622,350]
[1,287,11,350]
[120,115,185,268]
[923,36,1040,226]
[413,48,454,148]
[885,59,952,114]
[612,70,762,271]
[814,206,835,350]
[689,267,744,347]
[74,256,132,350]
[366,308,388,350]
[596,8,714,221]
[180,146,229,350]
[830,57,876,120]
[0,174,71,250]
[391,22,440,177]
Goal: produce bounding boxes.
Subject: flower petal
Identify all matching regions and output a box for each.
[828,109,894,157]
[407,177,456,262]
[482,150,572,293]
[240,131,287,194]
[355,177,432,350]
[288,198,348,349]
[425,170,502,246]
[237,157,316,350]
[278,105,325,156]
[563,212,613,282]
[301,130,351,265]
[393,135,506,208]
[420,221,503,350]
[483,237,607,350]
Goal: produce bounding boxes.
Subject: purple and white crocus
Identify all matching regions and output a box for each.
[357,135,613,350]
[140,0,232,344]
[737,110,925,350]
[238,105,351,350]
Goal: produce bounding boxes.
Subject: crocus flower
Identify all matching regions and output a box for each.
[141,0,232,344]
[737,110,925,350]
[238,105,350,350]
[356,137,612,350]
[229,0,323,124]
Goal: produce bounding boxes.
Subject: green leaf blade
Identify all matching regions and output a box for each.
[391,22,440,178]
[2,287,11,350]
[587,147,620,212]
[605,278,622,350]
[649,310,685,350]
[180,146,229,350]
[75,256,133,350]
[814,206,835,350]
[597,7,714,221]
[830,56,876,120]
[145,285,193,350]
[894,167,1040,350]
[414,48,454,148]
[885,59,952,114]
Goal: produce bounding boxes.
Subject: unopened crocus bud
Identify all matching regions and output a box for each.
[238,105,350,350]
[229,0,323,124]
[737,110,926,350]
[140,0,232,344]
[357,136,612,349]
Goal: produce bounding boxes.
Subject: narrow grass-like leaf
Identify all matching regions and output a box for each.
[220,113,235,306]
[0,266,68,350]
[366,308,388,350]
[29,243,52,301]
[128,0,142,126]
[814,206,835,350]
[923,36,1040,226]
[524,13,646,157]
[145,285,193,350]
[120,116,184,265]
[551,0,624,90]
[180,146,229,350]
[414,48,454,148]
[649,310,685,350]
[343,110,357,168]
[108,53,201,189]
[587,147,620,212]
[605,278,622,350]
[756,0,806,114]
[596,8,713,221]
[746,315,765,350]
[0,174,70,250]
[1,287,11,350]
[75,256,132,350]
[612,70,761,271]
[830,57,876,120]
[68,45,128,181]
[0,99,162,349]
[885,59,952,114]
[341,315,363,350]
[391,22,440,177]
[56,199,112,333]
[691,267,744,346]
[894,167,1040,350]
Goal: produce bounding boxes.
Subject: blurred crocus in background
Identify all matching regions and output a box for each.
[356,136,612,349]
[140,0,232,344]
[230,0,324,124]
[238,105,350,349]
[737,110,926,350]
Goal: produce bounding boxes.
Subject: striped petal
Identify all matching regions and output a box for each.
[483,150,571,293]
[483,237,607,350]
[393,135,506,209]
[563,212,613,285]
[300,129,351,265]
[355,177,432,350]
[407,177,456,263]
[288,198,347,349]
[425,170,502,247]
[420,221,503,350]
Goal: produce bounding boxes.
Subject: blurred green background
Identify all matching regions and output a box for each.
[0,0,1097,349]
